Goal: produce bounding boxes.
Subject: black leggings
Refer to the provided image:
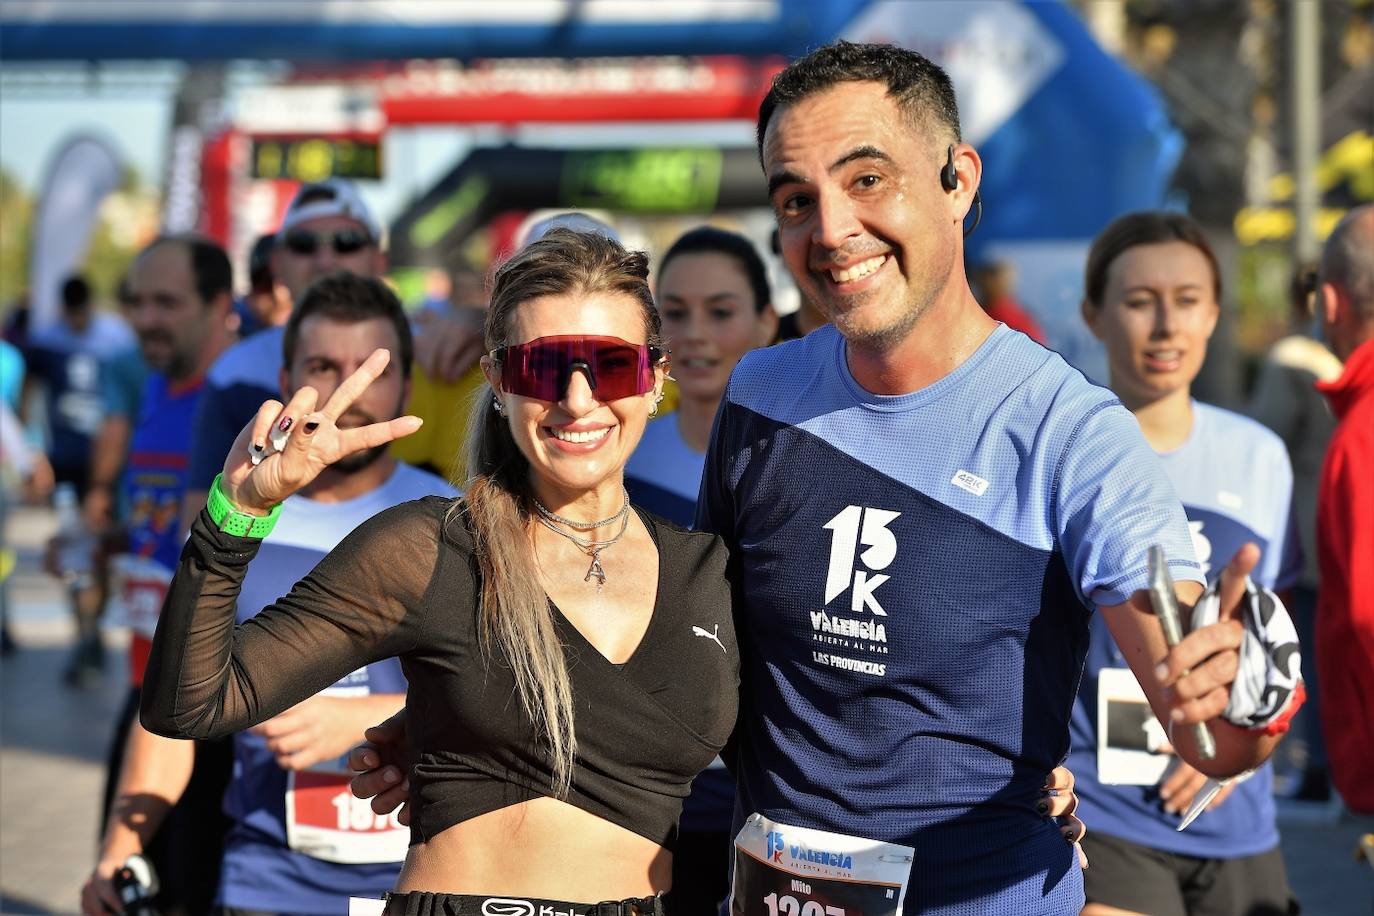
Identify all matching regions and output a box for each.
[381,891,670,916]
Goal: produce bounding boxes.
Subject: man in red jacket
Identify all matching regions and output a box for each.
[1315,202,1374,814]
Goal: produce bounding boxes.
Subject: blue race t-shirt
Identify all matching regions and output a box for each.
[100,348,150,523]
[218,462,457,915]
[121,373,206,684]
[699,324,1201,915]
[24,315,136,472]
[1066,401,1300,859]
[625,415,705,528]
[189,327,284,490]
[101,347,150,423]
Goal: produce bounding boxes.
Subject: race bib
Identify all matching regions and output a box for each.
[286,670,409,864]
[1096,666,1171,786]
[731,813,913,916]
[115,555,171,640]
[285,764,409,864]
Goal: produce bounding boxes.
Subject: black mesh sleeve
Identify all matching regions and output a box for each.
[140,499,445,740]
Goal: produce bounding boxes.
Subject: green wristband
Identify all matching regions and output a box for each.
[207,473,281,539]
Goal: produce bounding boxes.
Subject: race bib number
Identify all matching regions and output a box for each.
[115,555,171,640]
[285,766,409,864]
[731,813,913,916]
[1096,666,1171,785]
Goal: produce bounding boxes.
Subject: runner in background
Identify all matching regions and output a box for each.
[82,235,237,915]
[24,275,137,683]
[183,180,389,533]
[625,226,777,522]
[1313,203,1374,816]
[1,337,54,655]
[83,271,456,916]
[1070,211,1301,916]
[1248,262,1341,801]
[624,226,777,912]
[185,179,488,521]
[234,232,294,338]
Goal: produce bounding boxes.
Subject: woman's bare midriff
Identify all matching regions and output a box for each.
[394,796,673,900]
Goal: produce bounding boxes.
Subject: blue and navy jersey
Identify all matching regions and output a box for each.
[189,327,283,490]
[699,324,1201,915]
[1067,402,1300,859]
[219,463,456,915]
[625,415,704,528]
[124,374,204,572]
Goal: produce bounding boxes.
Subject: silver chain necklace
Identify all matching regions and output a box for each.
[534,509,630,592]
[532,486,630,530]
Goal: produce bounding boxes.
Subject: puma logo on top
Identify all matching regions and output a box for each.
[692,624,726,653]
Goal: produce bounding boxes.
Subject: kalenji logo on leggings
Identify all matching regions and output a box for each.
[480,900,535,916]
[823,505,901,616]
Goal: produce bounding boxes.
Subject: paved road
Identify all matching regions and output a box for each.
[2,504,1371,914]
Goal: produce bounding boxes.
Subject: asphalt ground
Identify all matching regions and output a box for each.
[2,504,1371,914]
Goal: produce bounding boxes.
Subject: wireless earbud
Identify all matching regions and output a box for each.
[941,144,960,192]
[942,144,983,238]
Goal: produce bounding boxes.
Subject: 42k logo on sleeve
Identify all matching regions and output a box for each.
[823,505,900,615]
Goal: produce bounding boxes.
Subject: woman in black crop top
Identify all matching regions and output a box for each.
[141,230,739,915]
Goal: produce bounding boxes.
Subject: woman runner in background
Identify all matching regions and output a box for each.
[625,226,778,911]
[1070,211,1302,916]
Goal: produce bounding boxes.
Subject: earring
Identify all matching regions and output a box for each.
[649,391,664,417]
[493,395,505,416]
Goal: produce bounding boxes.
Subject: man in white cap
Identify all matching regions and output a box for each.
[183,179,484,527]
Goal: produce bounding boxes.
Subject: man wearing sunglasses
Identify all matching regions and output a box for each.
[184,179,488,534]
[184,180,388,534]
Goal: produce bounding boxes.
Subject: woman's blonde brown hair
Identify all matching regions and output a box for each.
[458,228,662,794]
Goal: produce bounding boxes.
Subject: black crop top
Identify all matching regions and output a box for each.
[140,497,739,849]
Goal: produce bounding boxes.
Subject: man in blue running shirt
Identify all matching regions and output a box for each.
[695,43,1286,915]
[80,236,237,915]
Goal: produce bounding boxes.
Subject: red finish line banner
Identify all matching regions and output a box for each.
[380,56,784,125]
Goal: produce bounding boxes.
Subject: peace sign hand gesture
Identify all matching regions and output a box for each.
[220,349,422,515]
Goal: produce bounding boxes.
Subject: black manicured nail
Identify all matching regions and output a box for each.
[252,442,264,452]
[303,421,320,433]
[278,416,293,433]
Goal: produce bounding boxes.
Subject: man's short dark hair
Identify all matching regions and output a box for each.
[143,235,233,306]
[283,271,413,377]
[60,275,90,310]
[756,41,961,157]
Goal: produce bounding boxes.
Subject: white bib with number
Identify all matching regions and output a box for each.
[114,554,172,640]
[285,760,409,864]
[284,671,409,864]
[1096,666,1171,786]
[730,813,913,916]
